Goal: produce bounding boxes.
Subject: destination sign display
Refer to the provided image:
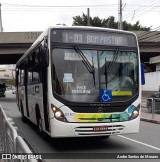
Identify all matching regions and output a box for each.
[51,30,137,47]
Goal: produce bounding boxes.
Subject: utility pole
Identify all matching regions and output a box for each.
[0,3,3,32]
[87,8,90,26]
[118,0,123,30]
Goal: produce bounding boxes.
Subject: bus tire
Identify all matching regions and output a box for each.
[36,107,43,135]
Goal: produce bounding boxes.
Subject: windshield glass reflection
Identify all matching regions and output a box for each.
[52,48,138,103]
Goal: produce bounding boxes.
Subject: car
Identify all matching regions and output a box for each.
[0,82,6,97]
[146,92,160,113]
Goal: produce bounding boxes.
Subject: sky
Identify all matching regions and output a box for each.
[0,0,160,32]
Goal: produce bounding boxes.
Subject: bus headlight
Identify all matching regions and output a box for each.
[55,111,62,118]
[51,104,68,122]
[130,104,140,120]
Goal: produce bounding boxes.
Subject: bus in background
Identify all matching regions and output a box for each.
[0,81,6,97]
[15,26,141,138]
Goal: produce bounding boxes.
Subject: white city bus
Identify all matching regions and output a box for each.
[16,26,141,138]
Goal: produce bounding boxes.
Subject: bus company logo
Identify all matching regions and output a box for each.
[98,107,103,113]
[97,118,104,121]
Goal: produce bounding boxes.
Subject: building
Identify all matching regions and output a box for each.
[0,65,15,83]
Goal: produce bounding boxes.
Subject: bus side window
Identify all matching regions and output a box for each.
[20,69,24,86]
[33,52,41,83]
[27,51,41,85]
[28,72,32,84]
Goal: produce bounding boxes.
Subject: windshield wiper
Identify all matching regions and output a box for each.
[104,48,119,89]
[74,46,96,87]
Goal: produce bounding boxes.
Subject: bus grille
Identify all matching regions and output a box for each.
[74,125,125,136]
[69,105,128,113]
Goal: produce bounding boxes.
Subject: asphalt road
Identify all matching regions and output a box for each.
[0,91,160,162]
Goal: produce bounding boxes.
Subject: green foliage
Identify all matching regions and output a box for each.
[72,13,150,31]
[5,79,15,87]
[73,13,89,26]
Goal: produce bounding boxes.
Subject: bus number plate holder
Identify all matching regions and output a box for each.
[93,126,108,131]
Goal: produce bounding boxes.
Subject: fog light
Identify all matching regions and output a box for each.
[132,110,139,118]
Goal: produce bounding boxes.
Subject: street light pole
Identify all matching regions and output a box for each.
[0,3,3,32]
[87,8,90,26]
[118,0,123,30]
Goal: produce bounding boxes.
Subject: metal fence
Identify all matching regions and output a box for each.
[148,98,156,119]
[144,98,160,123]
[0,105,38,162]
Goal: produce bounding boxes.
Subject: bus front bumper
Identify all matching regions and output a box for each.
[49,116,140,138]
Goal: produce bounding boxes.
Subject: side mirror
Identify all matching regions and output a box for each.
[141,63,145,85]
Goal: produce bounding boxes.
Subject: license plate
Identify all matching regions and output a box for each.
[93,126,108,131]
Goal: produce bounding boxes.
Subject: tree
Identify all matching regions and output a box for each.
[5,78,15,88]
[72,13,150,31]
[72,13,89,26]
[102,16,118,29]
[92,16,103,27]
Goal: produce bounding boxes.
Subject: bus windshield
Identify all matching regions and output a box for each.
[52,48,138,103]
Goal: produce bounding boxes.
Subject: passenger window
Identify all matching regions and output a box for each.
[27,50,42,84]
[20,70,24,86]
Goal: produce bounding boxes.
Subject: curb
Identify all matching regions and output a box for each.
[140,118,160,124]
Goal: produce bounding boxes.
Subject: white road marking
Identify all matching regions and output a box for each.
[118,135,160,151]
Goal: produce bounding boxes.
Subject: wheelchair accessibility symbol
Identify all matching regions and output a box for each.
[100,89,112,102]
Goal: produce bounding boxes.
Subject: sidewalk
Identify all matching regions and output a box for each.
[141,91,160,124]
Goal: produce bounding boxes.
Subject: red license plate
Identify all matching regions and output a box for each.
[93,126,108,131]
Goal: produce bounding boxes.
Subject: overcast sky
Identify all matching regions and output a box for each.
[0,0,160,32]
